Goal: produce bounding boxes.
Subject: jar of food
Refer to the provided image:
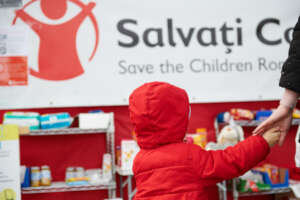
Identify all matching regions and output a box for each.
[40,165,51,186]
[75,167,85,178]
[31,166,40,187]
[65,167,75,182]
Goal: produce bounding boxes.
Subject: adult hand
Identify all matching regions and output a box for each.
[253,104,293,146]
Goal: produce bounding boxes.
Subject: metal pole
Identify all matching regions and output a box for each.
[128,175,132,200]
[119,175,123,198]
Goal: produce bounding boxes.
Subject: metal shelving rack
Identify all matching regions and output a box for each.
[214,117,298,200]
[20,113,116,198]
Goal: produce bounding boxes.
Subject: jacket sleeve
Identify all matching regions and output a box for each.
[280,16,300,94]
[191,135,270,183]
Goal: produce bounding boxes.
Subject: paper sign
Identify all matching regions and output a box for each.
[0,56,28,86]
[0,125,21,200]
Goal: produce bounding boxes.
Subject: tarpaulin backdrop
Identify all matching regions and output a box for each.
[1,101,299,200]
[0,0,300,108]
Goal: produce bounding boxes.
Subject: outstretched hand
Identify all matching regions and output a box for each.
[253,105,293,146]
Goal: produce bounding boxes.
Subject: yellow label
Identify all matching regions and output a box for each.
[0,125,19,141]
[0,188,16,200]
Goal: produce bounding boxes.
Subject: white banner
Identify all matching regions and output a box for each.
[0,0,299,108]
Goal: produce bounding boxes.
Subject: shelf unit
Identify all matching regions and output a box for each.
[214,117,298,200]
[21,113,116,198]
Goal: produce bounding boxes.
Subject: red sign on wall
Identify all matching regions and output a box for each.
[0,57,28,86]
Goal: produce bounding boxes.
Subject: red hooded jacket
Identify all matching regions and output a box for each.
[129,82,270,200]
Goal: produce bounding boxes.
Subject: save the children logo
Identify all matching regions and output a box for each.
[12,0,99,81]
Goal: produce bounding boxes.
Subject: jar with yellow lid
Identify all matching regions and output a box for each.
[31,166,40,187]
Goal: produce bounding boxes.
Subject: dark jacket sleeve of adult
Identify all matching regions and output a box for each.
[280,16,300,94]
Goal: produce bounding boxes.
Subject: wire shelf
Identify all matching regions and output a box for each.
[219,118,300,127]
[238,187,291,197]
[21,128,108,136]
[22,181,116,194]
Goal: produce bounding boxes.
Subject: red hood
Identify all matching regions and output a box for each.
[129,82,190,149]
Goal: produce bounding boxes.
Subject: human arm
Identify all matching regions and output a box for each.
[70,2,96,25]
[279,16,300,94]
[191,129,279,183]
[253,17,300,143]
[15,9,42,34]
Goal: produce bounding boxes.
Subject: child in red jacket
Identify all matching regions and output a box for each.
[129,81,280,200]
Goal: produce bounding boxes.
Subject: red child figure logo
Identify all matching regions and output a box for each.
[12,0,99,81]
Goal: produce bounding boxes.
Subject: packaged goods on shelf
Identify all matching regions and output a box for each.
[253,164,289,189]
[293,108,300,119]
[86,169,103,186]
[29,165,52,187]
[185,128,207,148]
[216,112,231,123]
[255,110,273,121]
[40,165,52,186]
[117,140,140,173]
[40,113,72,129]
[31,166,41,187]
[20,113,116,197]
[65,167,75,182]
[79,113,110,129]
[238,170,271,193]
[65,167,111,186]
[230,108,254,120]
[65,167,89,185]
[102,154,112,181]
[21,166,30,188]
[3,112,40,134]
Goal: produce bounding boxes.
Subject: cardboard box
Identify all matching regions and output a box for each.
[79,113,110,129]
[120,140,140,172]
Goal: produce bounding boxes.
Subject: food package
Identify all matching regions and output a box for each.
[40,112,72,129]
[255,110,273,121]
[253,164,289,188]
[102,154,112,181]
[79,113,110,129]
[230,108,254,120]
[293,108,300,119]
[3,112,40,133]
[119,140,140,172]
[185,128,207,149]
